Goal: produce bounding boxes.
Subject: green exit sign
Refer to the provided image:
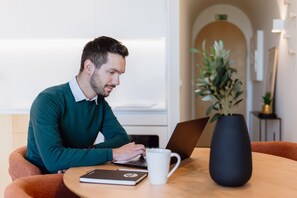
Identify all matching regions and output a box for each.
[215,14,228,21]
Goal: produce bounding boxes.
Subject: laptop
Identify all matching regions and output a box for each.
[112,117,209,169]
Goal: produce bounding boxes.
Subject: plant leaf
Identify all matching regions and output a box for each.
[191,39,243,117]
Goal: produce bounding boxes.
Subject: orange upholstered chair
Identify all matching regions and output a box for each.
[251,141,297,161]
[8,146,41,181]
[4,173,79,198]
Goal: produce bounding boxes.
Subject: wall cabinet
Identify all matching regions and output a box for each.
[8,112,168,149]
[94,0,166,39]
[114,109,168,147]
[0,0,166,39]
[123,126,167,148]
[0,0,24,38]
[24,0,95,38]
[0,0,168,115]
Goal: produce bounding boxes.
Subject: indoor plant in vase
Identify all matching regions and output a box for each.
[191,40,252,187]
[262,92,273,114]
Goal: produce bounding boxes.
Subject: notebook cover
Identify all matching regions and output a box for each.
[79,169,147,186]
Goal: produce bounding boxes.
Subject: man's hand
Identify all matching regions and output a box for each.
[112,142,146,161]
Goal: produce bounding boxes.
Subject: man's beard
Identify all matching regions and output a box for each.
[90,74,107,97]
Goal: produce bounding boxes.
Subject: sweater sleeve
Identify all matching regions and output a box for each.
[94,99,130,148]
[29,93,114,173]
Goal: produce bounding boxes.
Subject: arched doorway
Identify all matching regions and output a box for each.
[195,21,247,147]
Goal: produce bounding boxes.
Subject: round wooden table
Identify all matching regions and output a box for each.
[63,148,297,198]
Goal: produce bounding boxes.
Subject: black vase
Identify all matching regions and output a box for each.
[209,114,252,187]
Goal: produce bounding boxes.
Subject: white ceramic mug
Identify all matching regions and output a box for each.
[146,148,181,185]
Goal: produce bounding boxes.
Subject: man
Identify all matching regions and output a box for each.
[26,36,145,173]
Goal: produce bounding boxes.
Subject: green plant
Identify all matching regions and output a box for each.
[262,92,272,105]
[191,40,243,122]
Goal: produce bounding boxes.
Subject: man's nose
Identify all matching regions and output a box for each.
[112,74,120,85]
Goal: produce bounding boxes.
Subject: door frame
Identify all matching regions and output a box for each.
[191,5,253,130]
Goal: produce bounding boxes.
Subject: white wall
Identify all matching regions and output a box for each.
[247,0,297,142]
[0,39,83,113]
[0,38,167,113]
[107,39,166,109]
[0,0,168,113]
[275,0,297,141]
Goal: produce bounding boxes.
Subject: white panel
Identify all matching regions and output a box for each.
[0,39,86,112]
[0,0,24,38]
[0,1,169,137]
[94,0,166,38]
[124,126,168,148]
[0,38,167,113]
[24,0,95,38]
[114,110,167,126]
[106,39,166,109]
[254,30,264,81]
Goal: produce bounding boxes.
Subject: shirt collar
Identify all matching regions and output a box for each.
[69,77,98,105]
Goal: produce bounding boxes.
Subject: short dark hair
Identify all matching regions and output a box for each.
[80,36,129,72]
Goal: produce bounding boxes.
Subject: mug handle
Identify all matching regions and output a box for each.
[167,152,181,178]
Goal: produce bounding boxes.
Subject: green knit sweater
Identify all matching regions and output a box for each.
[26,83,130,173]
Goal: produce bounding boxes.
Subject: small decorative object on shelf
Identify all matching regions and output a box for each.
[261,92,273,114]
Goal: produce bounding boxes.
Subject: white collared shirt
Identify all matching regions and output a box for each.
[69,77,98,105]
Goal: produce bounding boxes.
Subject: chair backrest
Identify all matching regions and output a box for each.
[8,146,42,181]
[251,141,297,161]
[4,174,79,198]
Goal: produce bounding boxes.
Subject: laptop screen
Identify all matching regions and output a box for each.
[112,117,209,168]
[166,117,209,161]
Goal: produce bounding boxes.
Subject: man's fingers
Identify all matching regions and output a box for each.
[112,142,145,161]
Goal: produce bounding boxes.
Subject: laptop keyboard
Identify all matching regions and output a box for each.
[128,156,147,166]
[112,154,148,168]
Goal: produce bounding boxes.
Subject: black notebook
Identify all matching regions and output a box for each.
[79,169,147,186]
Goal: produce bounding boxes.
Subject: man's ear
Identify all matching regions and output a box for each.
[84,59,95,75]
